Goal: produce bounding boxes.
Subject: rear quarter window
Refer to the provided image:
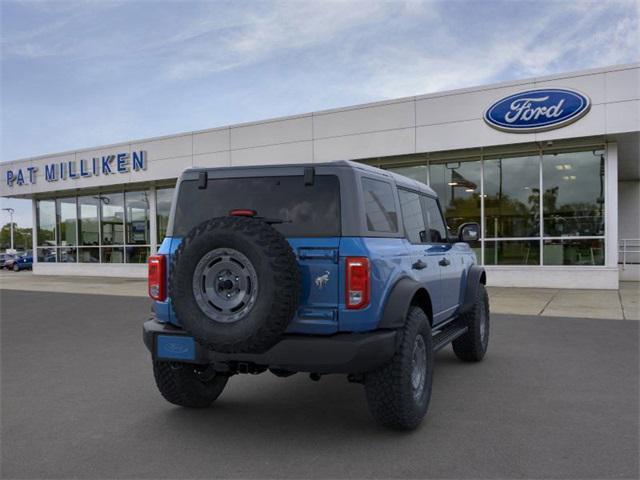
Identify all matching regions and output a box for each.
[361,177,398,233]
[173,175,341,237]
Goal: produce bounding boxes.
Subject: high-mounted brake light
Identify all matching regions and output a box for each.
[229,209,257,217]
[148,255,166,301]
[346,257,370,309]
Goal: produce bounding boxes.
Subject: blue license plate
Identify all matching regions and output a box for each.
[156,335,196,361]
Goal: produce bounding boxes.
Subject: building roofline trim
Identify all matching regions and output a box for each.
[2,62,638,165]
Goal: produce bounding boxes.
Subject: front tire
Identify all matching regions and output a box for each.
[13,264,19,272]
[153,361,228,408]
[364,306,433,430]
[452,283,490,362]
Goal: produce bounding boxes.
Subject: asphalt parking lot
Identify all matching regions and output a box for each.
[1,289,638,479]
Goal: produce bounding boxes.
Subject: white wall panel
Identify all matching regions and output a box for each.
[416,85,531,126]
[606,68,640,103]
[314,101,414,138]
[230,141,312,166]
[193,151,230,168]
[486,266,619,289]
[416,119,536,152]
[535,104,606,142]
[131,134,192,161]
[34,262,146,278]
[193,128,230,155]
[314,128,415,162]
[618,181,640,240]
[606,100,640,134]
[230,116,312,150]
[132,156,192,182]
[534,72,606,105]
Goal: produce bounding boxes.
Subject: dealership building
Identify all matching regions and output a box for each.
[1,63,638,289]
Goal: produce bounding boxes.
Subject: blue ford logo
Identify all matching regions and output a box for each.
[484,88,590,133]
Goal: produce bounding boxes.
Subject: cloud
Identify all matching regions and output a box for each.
[1,0,638,166]
[163,1,401,80]
[349,0,640,100]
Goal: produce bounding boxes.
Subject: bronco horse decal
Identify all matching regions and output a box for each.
[314,270,330,289]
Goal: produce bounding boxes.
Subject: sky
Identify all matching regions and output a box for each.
[1,0,639,228]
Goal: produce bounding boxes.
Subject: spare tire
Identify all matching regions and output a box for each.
[170,216,300,353]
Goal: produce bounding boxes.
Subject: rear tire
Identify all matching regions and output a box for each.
[12,264,19,272]
[364,306,433,430]
[153,361,228,408]
[452,283,490,362]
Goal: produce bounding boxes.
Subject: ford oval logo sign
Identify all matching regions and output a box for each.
[484,88,591,133]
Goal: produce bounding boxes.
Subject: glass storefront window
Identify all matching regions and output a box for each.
[484,240,540,266]
[429,160,481,233]
[37,200,56,246]
[484,155,540,238]
[78,247,100,263]
[543,239,604,265]
[78,196,100,246]
[389,165,428,185]
[101,247,124,263]
[58,247,77,263]
[36,190,153,264]
[156,187,174,242]
[126,246,150,263]
[125,191,150,245]
[100,193,124,246]
[542,150,605,237]
[56,197,77,246]
[37,246,57,262]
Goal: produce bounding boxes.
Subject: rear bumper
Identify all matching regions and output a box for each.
[143,319,397,374]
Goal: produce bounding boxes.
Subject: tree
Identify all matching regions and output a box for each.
[0,223,32,251]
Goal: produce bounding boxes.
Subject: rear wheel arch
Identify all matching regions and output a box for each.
[460,265,486,314]
[379,278,433,329]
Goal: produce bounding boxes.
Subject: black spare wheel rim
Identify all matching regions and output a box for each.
[170,216,300,354]
[192,247,259,323]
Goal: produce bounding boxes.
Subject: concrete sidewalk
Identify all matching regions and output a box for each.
[1,270,638,320]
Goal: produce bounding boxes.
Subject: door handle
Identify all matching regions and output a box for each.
[439,257,450,267]
[412,259,427,270]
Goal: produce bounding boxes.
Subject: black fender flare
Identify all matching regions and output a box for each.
[378,277,432,330]
[460,265,486,314]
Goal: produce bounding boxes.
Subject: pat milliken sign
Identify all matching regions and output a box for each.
[5,150,147,187]
[484,88,591,133]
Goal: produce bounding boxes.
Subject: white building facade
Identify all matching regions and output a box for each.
[1,63,639,289]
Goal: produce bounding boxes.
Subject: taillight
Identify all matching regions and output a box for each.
[345,257,370,309]
[148,255,166,301]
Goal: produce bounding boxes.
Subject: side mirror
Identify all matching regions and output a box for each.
[458,222,480,243]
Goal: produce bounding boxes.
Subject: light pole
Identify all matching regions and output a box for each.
[2,207,15,251]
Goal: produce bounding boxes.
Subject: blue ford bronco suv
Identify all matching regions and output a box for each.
[144,160,489,430]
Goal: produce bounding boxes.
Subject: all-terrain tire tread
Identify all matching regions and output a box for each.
[452,283,489,362]
[364,307,432,430]
[153,361,228,408]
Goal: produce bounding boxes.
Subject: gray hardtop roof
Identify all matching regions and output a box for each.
[185,159,436,197]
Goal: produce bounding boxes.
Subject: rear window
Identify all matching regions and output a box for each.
[173,175,341,237]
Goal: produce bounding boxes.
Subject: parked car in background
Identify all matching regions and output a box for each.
[12,252,33,271]
[0,253,10,267]
[2,253,17,270]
